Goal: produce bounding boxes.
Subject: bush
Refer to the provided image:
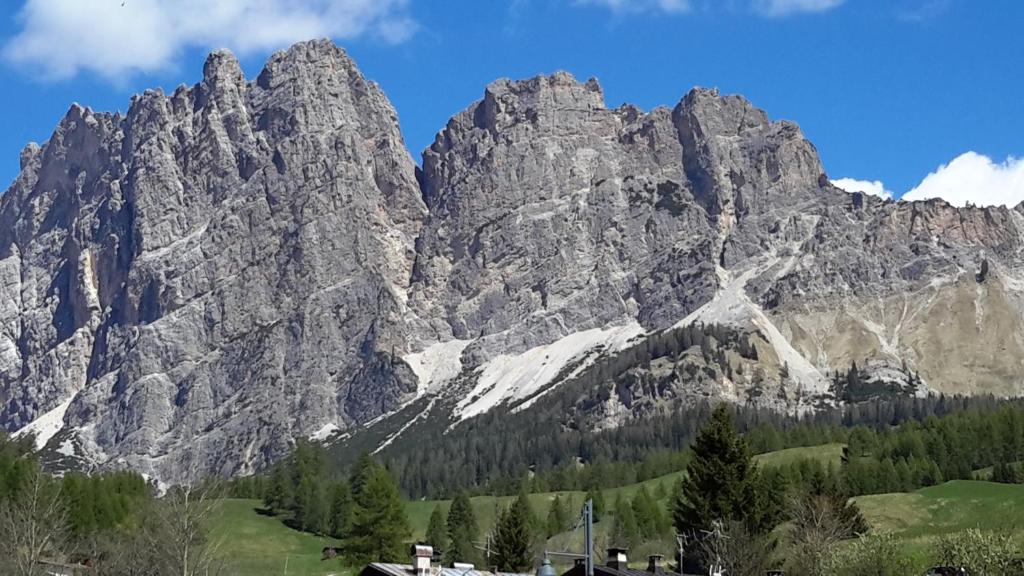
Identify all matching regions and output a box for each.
[932,528,1019,576]
[821,532,917,576]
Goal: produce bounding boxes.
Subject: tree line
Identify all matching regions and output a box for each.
[0,431,226,575]
[664,404,1024,576]
[351,379,1010,498]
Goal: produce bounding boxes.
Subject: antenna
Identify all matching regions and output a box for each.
[674,532,692,572]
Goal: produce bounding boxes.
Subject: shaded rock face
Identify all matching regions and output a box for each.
[0,41,426,480]
[3,40,1024,481]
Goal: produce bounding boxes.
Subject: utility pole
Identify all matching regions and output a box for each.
[543,499,595,576]
[584,499,594,576]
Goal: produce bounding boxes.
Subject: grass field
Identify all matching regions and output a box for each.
[856,480,1024,551]
[752,443,844,469]
[208,444,1024,575]
[209,443,847,574]
[210,499,349,576]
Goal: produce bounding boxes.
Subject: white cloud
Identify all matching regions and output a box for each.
[903,152,1024,208]
[578,0,844,16]
[752,0,845,17]
[576,0,690,13]
[3,0,416,81]
[831,177,893,200]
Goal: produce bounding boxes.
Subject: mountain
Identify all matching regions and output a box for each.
[2,40,1021,484]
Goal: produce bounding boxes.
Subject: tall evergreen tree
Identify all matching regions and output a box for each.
[492,488,534,571]
[446,491,481,565]
[611,495,639,548]
[425,505,448,556]
[344,466,410,564]
[545,495,569,538]
[329,482,354,539]
[585,487,605,522]
[350,452,379,498]
[631,487,666,539]
[673,404,764,535]
[264,464,293,514]
[294,474,329,534]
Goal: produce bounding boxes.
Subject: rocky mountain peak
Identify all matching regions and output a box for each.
[202,49,246,90]
[4,39,1024,484]
[18,142,41,171]
[477,71,606,130]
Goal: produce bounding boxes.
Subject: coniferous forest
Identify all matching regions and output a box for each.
[7,395,1024,573]
[356,392,1017,499]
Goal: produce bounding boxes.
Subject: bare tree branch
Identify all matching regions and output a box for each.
[0,468,70,576]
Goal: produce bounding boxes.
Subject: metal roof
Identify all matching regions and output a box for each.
[362,563,533,576]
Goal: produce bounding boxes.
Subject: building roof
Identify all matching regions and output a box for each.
[561,562,698,576]
[361,563,532,576]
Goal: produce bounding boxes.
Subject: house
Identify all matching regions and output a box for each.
[559,548,700,576]
[359,545,534,576]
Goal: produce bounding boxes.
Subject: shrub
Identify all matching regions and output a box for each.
[932,528,1019,576]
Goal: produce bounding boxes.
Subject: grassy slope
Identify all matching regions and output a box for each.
[751,443,844,469]
[211,443,846,575]
[211,499,349,576]
[856,480,1024,545]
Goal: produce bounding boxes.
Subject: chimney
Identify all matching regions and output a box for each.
[607,548,628,571]
[646,555,663,574]
[412,545,433,576]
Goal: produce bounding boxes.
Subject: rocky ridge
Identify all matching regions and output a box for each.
[3,40,1023,482]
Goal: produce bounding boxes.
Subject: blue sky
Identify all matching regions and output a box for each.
[1,0,1022,204]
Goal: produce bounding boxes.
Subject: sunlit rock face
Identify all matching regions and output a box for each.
[3,40,1022,482]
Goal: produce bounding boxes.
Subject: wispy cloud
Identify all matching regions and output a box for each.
[577,0,844,16]
[902,152,1024,208]
[3,0,416,81]
[751,0,845,17]
[831,177,894,200]
[895,0,953,22]
[575,0,691,14]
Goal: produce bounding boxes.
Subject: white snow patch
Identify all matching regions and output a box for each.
[57,438,76,457]
[456,321,644,422]
[403,339,472,395]
[309,423,339,442]
[13,396,74,450]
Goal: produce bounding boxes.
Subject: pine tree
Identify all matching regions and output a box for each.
[264,463,293,514]
[343,466,410,564]
[294,474,329,534]
[673,404,764,535]
[446,491,481,566]
[631,487,664,539]
[584,487,605,522]
[492,488,534,571]
[350,452,379,499]
[425,505,448,556]
[545,495,569,538]
[329,482,354,539]
[611,495,639,548]
[993,461,1016,484]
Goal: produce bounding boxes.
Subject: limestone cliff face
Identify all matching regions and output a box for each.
[1,40,426,480]
[3,40,1023,481]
